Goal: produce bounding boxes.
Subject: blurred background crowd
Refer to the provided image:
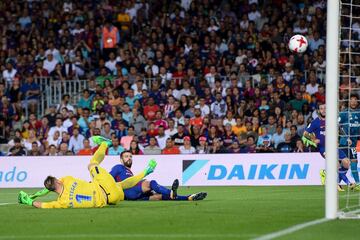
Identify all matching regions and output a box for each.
[0,0,358,156]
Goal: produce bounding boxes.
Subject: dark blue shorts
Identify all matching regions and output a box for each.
[123,181,152,200]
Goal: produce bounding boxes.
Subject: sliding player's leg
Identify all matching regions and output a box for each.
[89,165,124,204]
[89,141,111,165]
[88,138,123,204]
[338,150,351,192]
[143,179,179,200]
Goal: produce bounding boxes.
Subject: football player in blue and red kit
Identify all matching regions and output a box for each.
[110,150,207,201]
[302,103,359,191]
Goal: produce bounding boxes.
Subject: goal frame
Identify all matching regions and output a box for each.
[325,0,340,219]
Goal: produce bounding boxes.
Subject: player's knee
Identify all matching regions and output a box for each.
[88,163,98,171]
[142,180,151,192]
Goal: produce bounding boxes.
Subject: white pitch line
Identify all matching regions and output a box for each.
[0,233,256,239]
[253,218,330,240]
[0,202,16,206]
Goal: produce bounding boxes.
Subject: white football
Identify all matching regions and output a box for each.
[288,34,308,53]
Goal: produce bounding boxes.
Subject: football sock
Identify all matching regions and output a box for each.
[350,161,359,183]
[90,142,107,165]
[175,195,190,200]
[150,180,171,198]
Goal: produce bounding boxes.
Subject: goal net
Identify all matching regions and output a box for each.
[338,0,360,219]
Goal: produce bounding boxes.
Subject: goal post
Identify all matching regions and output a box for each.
[325,0,340,219]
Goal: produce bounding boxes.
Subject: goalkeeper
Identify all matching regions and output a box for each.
[302,103,357,191]
[18,136,157,208]
[339,94,360,186]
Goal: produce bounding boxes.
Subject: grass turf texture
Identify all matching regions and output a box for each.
[0,186,359,240]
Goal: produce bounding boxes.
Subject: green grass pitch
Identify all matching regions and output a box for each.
[0,186,359,240]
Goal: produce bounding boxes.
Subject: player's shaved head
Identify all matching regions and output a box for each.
[44,176,57,191]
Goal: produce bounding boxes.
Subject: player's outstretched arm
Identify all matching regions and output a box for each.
[119,159,157,190]
[18,191,62,208]
[29,188,50,200]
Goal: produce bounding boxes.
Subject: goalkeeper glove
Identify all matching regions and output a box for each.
[18,191,34,206]
[29,188,50,200]
[144,159,157,176]
[302,136,317,148]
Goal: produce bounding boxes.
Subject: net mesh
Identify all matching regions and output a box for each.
[338,0,360,218]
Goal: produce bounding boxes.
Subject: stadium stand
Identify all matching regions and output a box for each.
[0,0,344,156]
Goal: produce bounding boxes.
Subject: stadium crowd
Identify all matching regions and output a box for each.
[0,0,358,156]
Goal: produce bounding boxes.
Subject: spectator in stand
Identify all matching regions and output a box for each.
[68,127,85,154]
[143,137,162,155]
[240,136,257,153]
[48,118,68,139]
[47,144,58,156]
[77,138,93,156]
[58,142,70,156]
[77,89,93,110]
[209,138,228,154]
[20,74,40,114]
[2,60,17,86]
[129,140,143,155]
[162,138,180,154]
[95,110,111,129]
[27,141,41,156]
[196,136,209,154]
[289,92,308,112]
[256,127,274,153]
[128,108,147,136]
[108,137,124,156]
[143,97,160,121]
[57,94,75,113]
[121,126,135,150]
[165,119,177,137]
[101,122,115,139]
[101,19,120,59]
[155,126,169,150]
[211,92,227,120]
[179,136,196,154]
[43,53,58,74]
[23,129,40,151]
[8,137,26,156]
[306,71,319,95]
[272,125,286,149]
[277,132,294,153]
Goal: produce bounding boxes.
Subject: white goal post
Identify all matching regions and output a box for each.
[325,0,340,219]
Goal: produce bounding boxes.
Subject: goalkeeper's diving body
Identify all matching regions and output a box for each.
[302,103,358,191]
[110,150,207,201]
[18,136,157,208]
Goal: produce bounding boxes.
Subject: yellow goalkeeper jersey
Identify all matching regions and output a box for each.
[41,176,107,209]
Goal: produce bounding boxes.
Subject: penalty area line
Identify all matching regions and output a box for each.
[253,218,330,240]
